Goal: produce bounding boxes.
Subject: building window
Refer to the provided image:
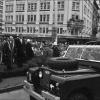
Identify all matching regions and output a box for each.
[40,2,50,11]
[16,27,24,32]
[72,14,79,20]
[27,27,36,33]
[57,28,63,34]
[28,3,37,11]
[0,1,3,5]
[16,15,24,23]
[27,15,36,23]
[72,1,80,11]
[76,15,79,20]
[58,1,64,10]
[6,5,13,12]
[16,4,25,12]
[40,14,50,24]
[39,27,48,33]
[5,27,12,32]
[57,14,64,24]
[5,15,13,22]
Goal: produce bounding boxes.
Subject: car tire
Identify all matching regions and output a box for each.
[68,92,89,100]
[46,58,78,71]
[30,96,36,100]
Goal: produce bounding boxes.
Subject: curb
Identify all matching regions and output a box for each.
[0,84,24,93]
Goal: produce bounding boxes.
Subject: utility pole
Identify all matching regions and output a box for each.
[52,0,58,44]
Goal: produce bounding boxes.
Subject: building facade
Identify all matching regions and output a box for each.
[0,0,3,34]
[92,0,99,38]
[2,0,98,42]
[97,9,100,37]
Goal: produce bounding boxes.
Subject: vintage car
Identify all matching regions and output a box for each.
[24,45,100,100]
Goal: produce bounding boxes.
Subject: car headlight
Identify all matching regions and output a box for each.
[27,71,29,76]
[39,71,43,78]
[45,70,50,74]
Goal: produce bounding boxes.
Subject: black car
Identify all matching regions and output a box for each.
[24,45,100,100]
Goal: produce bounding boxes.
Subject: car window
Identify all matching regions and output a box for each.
[64,45,100,62]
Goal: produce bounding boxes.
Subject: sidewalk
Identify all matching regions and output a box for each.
[0,76,26,93]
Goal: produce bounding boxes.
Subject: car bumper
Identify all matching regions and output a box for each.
[23,80,60,100]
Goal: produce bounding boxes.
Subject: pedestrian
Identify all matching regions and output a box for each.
[52,43,60,57]
[25,39,34,61]
[43,43,53,57]
[2,36,13,70]
[14,34,26,67]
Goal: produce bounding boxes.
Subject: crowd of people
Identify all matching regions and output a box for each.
[0,34,69,70]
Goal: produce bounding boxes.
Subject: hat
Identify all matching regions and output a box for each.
[27,39,31,42]
[9,36,13,39]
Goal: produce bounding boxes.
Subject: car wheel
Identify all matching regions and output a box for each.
[68,93,89,100]
[30,96,36,100]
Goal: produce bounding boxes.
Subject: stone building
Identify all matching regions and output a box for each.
[0,0,3,34]
[2,0,98,43]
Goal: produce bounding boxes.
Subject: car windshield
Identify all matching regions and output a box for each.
[65,45,100,62]
[81,46,100,61]
[65,45,83,59]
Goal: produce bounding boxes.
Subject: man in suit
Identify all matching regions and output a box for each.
[25,39,34,61]
[14,34,26,67]
[52,43,60,57]
[2,36,15,70]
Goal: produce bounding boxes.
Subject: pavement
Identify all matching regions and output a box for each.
[0,76,26,93]
[0,89,29,100]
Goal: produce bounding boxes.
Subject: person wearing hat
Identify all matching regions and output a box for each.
[25,39,34,61]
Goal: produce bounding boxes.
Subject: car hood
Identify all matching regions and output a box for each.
[47,67,97,83]
[29,66,96,76]
[41,66,96,75]
[29,66,98,83]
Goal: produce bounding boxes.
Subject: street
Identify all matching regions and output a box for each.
[0,89,29,100]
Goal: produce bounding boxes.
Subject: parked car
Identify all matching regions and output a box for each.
[24,45,100,100]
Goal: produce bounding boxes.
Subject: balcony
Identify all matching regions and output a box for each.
[16,22,24,24]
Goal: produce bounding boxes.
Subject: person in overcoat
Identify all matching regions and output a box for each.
[25,39,34,61]
[14,34,26,67]
[52,44,60,57]
[2,36,15,70]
